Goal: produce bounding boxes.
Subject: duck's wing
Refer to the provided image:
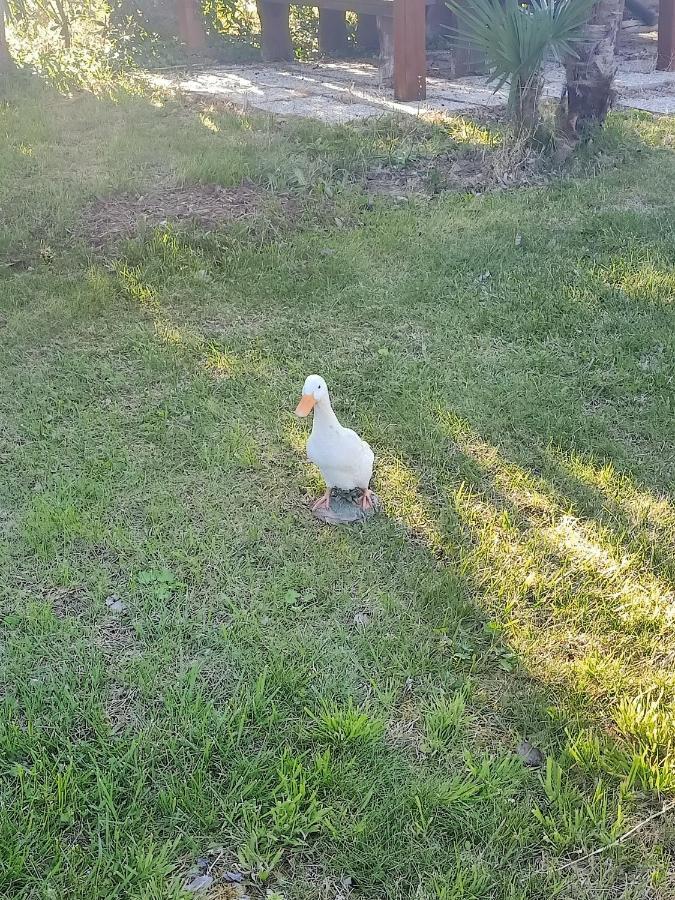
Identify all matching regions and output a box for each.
[340,427,371,454]
[340,428,375,478]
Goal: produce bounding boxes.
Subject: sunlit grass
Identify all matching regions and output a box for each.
[557,451,675,536]
[600,260,675,303]
[425,113,501,147]
[200,112,221,134]
[376,454,445,554]
[428,405,675,806]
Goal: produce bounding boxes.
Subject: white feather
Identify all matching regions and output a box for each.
[300,375,374,492]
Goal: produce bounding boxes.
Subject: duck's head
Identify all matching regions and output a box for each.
[295,374,329,417]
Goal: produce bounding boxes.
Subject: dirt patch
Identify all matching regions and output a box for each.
[79,182,296,247]
[364,146,550,198]
[46,585,90,619]
[384,687,427,759]
[385,717,427,758]
[97,616,138,658]
[610,196,659,214]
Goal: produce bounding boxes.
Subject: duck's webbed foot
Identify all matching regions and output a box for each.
[312,491,331,512]
[360,488,376,510]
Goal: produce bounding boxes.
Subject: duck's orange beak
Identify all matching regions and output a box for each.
[295,394,316,417]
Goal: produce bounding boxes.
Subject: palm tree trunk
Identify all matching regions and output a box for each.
[563,0,625,134]
[0,0,14,72]
[511,71,544,135]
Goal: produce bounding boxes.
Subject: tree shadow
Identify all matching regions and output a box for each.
[370,400,675,785]
[320,393,672,880]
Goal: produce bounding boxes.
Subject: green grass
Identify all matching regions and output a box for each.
[0,72,674,900]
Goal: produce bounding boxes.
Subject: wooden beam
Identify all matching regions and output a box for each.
[257,0,293,60]
[318,9,350,55]
[393,0,426,101]
[657,0,675,70]
[265,0,400,17]
[356,13,380,51]
[176,0,207,50]
[377,15,394,84]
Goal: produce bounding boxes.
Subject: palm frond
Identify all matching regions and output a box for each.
[446,0,596,88]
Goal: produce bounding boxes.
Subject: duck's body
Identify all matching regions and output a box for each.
[307,401,374,493]
[296,375,375,511]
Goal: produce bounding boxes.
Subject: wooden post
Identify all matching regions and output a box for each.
[257,0,293,60]
[176,0,207,50]
[425,0,453,40]
[657,0,675,70]
[377,16,394,84]
[393,0,426,101]
[318,9,350,55]
[356,14,380,52]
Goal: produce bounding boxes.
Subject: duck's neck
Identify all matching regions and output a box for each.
[312,397,340,431]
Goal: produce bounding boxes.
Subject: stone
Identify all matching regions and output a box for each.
[312,488,380,525]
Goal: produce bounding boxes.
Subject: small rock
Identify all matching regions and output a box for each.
[184,873,214,892]
[194,857,210,872]
[516,739,544,768]
[105,594,126,614]
[312,489,379,525]
[335,875,353,899]
[223,872,244,883]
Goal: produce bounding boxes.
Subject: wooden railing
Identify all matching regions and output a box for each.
[258,0,429,101]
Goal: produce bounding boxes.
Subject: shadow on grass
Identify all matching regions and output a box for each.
[365,409,675,877]
[56,248,670,894]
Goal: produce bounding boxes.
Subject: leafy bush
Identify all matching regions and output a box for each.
[4,0,329,86]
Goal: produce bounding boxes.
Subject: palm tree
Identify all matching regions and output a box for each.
[562,0,625,134]
[447,0,595,134]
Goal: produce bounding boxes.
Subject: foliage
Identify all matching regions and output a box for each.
[446,0,596,131]
[422,691,466,754]
[204,0,258,37]
[3,0,338,84]
[5,0,150,89]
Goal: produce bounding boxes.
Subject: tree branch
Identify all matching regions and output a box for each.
[559,800,675,872]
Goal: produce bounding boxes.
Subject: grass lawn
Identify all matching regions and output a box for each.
[0,73,674,900]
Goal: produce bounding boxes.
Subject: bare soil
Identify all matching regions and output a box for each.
[79,182,296,247]
[364,146,550,197]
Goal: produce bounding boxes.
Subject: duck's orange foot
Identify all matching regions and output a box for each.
[360,488,376,510]
[312,491,331,512]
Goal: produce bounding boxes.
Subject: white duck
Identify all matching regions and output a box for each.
[295,375,375,512]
